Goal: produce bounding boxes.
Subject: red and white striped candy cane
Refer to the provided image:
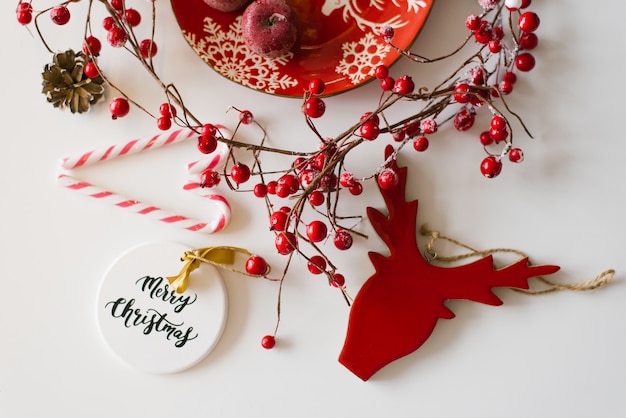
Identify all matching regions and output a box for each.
[58,128,232,234]
[183,142,231,230]
[61,128,196,170]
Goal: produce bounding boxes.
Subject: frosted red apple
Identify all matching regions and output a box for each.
[242,0,298,58]
[203,0,250,12]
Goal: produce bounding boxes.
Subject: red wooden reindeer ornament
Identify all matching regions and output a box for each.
[338,146,560,380]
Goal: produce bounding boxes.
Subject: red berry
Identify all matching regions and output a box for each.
[84,62,99,79]
[392,129,406,142]
[377,168,399,189]
[393,75,415,95]
[307,255,327,275]
[269,211,288,231]
[275,232,297,255]
[274,182,291,198]
[156,116,172,131]
[292,157,307,171]
[308,78,325,95]
[503,71,517,84]
[479,131,493,146]
[489,127,509,143]
[474,22,493,44]
[333,229,353,250]
[480,156,503,178]
[278,174,299,194]
[492,26,504,40]
[201,123,217,138]
[515,53,536,72]
[331,273,346,288]
[266,180,278,195]
[102,16,116,31]
[470,67,485,85]
[230,163,251,185]
[317,173,337,191]
[107,27,128,48]
[490,115,506,131]
[412,136,429,152]
[308,190,324,206]
[109,97,130,119]
[380,76,395,91]
[374,65,389,80]
[125,8,141,26]
[253,183,267,198]
[82,36,102,56]
[360,112,380,125]
[521,0,532,8]
[261,335,275,349]
[110,0,125,11]
[304,97,326,118]
[298,168,319,189]
[508,148,524,163]
[50,6,70,25]
[159,103,176,118]
[360,120,380,140]
[519,32,538,50]
[200,169,221,188]
[339,172,356,188]
[197,135,217,154]
[465,15,481,31]
[488,40,502,53]
[348,182,363,195]
[498,80,514,95]
[518,12,540,33]
[379,25,394,40]
[420,119,438,134]
[17,2,32,12]
[453,83,471,103]
[139,39,158,58]
[306,221,328,243]
[239,110,254,124]
[454,108,475,131]
[245,255,268,275]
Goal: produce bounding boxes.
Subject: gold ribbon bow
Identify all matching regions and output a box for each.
[167,246,270,293]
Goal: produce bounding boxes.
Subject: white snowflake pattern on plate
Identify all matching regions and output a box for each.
[335,33,391,85]
[183,16,299,94]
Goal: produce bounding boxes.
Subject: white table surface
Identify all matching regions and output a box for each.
[2,1,625,417]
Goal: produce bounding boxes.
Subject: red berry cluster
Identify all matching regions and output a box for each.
[376,0,541,178]
[19,1,161,122]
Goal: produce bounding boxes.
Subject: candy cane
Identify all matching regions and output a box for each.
[61,128,196,170]
[58,128,232,234]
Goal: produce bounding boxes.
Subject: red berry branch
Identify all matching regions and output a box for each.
[18,0,544,345]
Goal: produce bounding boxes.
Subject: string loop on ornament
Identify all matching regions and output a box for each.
[167,246,274,293]
[419,224,615,295]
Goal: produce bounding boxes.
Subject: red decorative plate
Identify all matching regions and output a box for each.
[170,0,433,97]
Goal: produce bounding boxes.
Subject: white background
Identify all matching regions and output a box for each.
[2,1,625,417]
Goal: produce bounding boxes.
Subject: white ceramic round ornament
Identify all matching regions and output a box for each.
[96,241,227,373]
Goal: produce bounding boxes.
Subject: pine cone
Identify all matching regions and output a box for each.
[42,49,105,114]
